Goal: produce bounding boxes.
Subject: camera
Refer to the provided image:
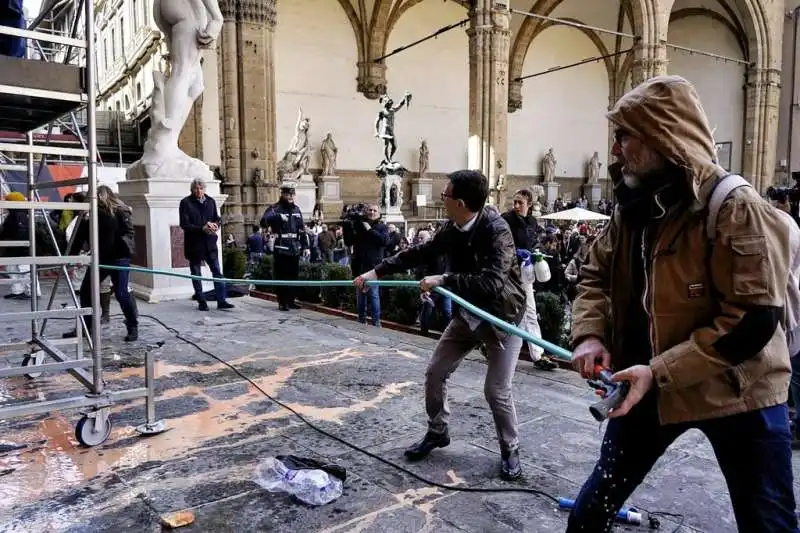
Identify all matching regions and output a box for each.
[341,203,369,221]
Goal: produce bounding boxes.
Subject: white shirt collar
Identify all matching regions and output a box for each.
[456,213,478,232]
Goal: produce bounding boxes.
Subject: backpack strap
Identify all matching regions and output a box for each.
[706,174,751,241]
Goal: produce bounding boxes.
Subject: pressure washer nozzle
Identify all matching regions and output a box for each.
[557,497,643,525]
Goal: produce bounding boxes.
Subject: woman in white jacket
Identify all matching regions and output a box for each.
[501,190,557,371]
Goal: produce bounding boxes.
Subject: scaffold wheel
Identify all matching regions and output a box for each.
[75,412,113,447]
[21,350,45,379]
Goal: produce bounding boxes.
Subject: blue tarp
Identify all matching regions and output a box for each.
[2,166,63,200]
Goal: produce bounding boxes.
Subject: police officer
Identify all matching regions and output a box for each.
[260,182,306,311]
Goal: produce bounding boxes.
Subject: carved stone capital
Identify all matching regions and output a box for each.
[237,0,277,28]
[508,79,522,113]
[220,0,237,20]
[357,61,387,100]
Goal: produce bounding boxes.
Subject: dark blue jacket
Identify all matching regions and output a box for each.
[179,194,220,262]
[0,0,26,58]
[260,201,305,257]
[246,232,265,254]
[343,219,390,275]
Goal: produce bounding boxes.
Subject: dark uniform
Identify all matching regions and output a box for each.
[260,184,306,310]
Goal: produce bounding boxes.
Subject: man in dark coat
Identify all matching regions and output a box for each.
[179,178,234,311]
[355,170,527,480]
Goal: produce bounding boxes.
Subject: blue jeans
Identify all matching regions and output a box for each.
[791,354,800,431]
[80,258,137,327]
[357,285,380,326]
[567,395,798,532]
[189,252,227,303]
[420,293,452,333]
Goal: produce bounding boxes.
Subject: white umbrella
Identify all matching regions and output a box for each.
[538,207,610,221]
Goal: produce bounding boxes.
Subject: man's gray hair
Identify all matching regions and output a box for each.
[190,177,206,190]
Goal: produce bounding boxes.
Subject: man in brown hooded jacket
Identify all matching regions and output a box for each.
[568,76,798,531]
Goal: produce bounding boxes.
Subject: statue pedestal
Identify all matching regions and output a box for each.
[318,174,344,220]
[410,176,434,206]
[543,181,560,207]
[284,174,317,220]
[380,172,406,225]
[586,183,602,206]
[118,160,227,303]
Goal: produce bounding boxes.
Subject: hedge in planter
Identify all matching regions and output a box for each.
[380,273,420,325]
[252,254,275,284]
[320,263,356,312]
[534,291,568,348]
[223,249,247,280]
[296,262,324,303]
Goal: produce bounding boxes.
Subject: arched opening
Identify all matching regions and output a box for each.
[667,3,748,174]
[508,25,610,186]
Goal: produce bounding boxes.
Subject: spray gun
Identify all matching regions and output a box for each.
[587,365,630,422]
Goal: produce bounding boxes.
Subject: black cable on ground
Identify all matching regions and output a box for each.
[129,313,684,530]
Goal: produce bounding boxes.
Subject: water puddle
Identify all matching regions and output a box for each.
[0,346,415,513]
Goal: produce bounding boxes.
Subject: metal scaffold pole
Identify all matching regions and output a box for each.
[0,0,150,447]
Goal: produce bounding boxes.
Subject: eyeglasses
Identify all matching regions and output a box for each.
[440,192,454,201]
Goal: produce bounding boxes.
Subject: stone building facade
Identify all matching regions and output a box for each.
[94,0,796,238]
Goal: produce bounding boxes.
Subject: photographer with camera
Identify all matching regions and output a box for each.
[342,203,389,326]
[260,182,307,311]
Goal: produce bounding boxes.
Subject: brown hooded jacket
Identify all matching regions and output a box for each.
[571,75,792,425]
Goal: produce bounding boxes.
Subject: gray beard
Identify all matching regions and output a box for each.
[622,173,641,189]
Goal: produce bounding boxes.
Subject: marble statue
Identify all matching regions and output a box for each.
[418,140,429,178]
[542,148,556,183]
[320,133,338,176]
[127,0,223,180]
[375,91,412,167]
[277,108,311,182]
[530,184,544,217]
[587,151,602,184]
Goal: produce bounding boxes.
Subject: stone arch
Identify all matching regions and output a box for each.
[509,17,615,112]
[670,7,747,59]
[337,0,471,99]
[509,0,650,112]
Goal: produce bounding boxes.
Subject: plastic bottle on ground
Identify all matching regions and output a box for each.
[254,457,343,506]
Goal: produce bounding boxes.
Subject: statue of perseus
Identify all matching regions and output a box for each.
[127,0,223,179]
[375,91,412,166]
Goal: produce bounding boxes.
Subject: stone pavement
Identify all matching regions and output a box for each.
[0,287,798,532]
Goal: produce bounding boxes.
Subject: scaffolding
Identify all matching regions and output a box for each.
[0,0,150,446]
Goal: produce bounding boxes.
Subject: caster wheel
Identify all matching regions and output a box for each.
[21,351,44,379]
[75,413,112,447]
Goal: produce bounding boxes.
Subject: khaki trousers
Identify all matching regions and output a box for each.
[425,315,523,452]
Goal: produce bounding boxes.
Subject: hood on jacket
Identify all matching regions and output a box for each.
[606,75,727,209]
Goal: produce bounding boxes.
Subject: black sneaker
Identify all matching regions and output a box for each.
[198,301,209,311]
[533,356,558,371]
[404,431,450,461]
[500,449,522,480]
[124,326,138,342]
[217,301,235,310]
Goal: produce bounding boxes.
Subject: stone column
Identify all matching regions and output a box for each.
[630,41,668,85]
[467,0,510,206]
[218,2,244,236]
[218,0,278,239]
[744,66,782,192]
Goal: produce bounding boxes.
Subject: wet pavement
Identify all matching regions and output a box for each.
[1,285,799,532]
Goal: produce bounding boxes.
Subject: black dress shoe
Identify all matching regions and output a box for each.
[404,431,450,461]
[198,301,209,311]
[288,302,301,310]
[217,301,235,310]
[278,304,289,311]
[500,449,522,480]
